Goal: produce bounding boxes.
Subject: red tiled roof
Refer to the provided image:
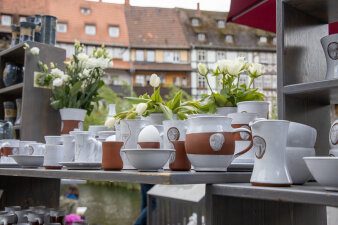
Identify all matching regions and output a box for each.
[125,6,189,49]
[0,0,48,16]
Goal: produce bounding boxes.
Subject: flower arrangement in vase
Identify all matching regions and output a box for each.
[24,41,113,134]
[197,57,265,114]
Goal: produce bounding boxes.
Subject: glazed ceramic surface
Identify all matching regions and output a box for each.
[72,131,101,162]
[59,108,87,134]
[185,116,252,171]
[0,139,19,163]
[215,107,237,116]
[304,157,338,191]
[102,141,124,171]
[16,141,37,155]
[61,135,75,162]
[287,122,317,148]
[88,125,109,137]
[329,120,338,149]
[9,155,44,168]
[237,101,270,119]
[329,148,338,157]
[286,147,315,184]
[122,149,174,171]
[163,120,187,149]
[43,144,63,168]
[26,143,45,156]
[169,141,191,171]
[250,120,292,186]
[143,113,167,125]
[321,34,338,79]
[44,136,62,145]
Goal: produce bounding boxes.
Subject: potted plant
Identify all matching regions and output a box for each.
[197,57,265,115]
[25,41,113,134]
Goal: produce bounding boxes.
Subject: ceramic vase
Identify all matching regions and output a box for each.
[215,107,237,116]
[59,108,87,134]
[321,33,338,79]
[237,101,270,119]
[143,113,167,125]
[41,15,57,45]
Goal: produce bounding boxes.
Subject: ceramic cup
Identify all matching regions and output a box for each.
[72,131,100,162]
[115,123,121,141]
[43,144,63,169]
[102,141,124,171]
[228,113,257,164]
[0,139,20,163]
[44,136,62,145]
[61,135,75,162]
[15,141,37,155]
[4,206,21,213]
[14,210,31,223]
[88,125,109,137]
[49,209,65,225]
[25,212,44,225]
[169,141,191,171]
[250,120,292,186]
[237,101,270,119]
[26,143,45,156]
[0,213,16,225]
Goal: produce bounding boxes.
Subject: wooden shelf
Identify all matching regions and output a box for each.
[0,168,251,185]
[285,0,338,23]
[209,182,338,207]
[0,83,23,95]
[283,79,338,104]
[0,42,26,65]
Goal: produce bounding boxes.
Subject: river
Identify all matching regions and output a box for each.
[61,183,141,225]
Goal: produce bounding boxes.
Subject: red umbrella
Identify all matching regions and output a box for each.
[227,0,337,34]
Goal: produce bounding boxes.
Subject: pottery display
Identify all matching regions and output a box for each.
[2,63,23,87]
[44,136,62,145]
[0,139,19,164]
[3,101,16,124]
[41,15,57,45]
[49,209,65,225]
[143,113,167,125]
[59,108,87,134]
[250,120,292,186]
[137,125,161,149]
[10,25,20,47]
[98,131,115,140]
[14,209,31,223]
[26,211,44,225]
[61,135,75,162]
[19,21,35,42]
[304,157,338,191]
[122,149,174,171]
[9,155,44,168]
[0,213,16,225]
[237,101,270,119]
[115,123,121,141]
[72,131,101,162]
[43,144,63,169]
[16,141,37,155]
[215,107,237,116]
[169,141,191,171]
[329,148,338,157]
[163,120,187,149]
[329,119,338,149]
[0,121,14,139]
[88,125,109,137]
[228,112,257,164]
[320,33,338,79]
[153,125,164,148]
[287,122,317,148]
[102,141,124,171]
[185,116,253,171]
[26,143,45,156]
[286,147,315,184]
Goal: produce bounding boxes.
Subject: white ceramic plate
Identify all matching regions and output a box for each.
[304,157,338,191]
[59,162,102,170]
[9,155,44,168]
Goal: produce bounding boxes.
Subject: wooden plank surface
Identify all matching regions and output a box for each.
[0,168,251,185]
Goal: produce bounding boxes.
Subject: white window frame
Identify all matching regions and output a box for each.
[109,26,119,38]
[164,51,180,63]
[216,51,226,60]
[85,24,96,36]
[147,50,155,62]
[57,23,67,33]
[197,33,206,41]
[1,15,12,26]
[135,75,145,86]
[81,8,91,15]
[198,75,206,88]
[217,20,225,28]
[135,50,144,61]
[197,50,207,62]
[225,35,234,43]
[19,17,26,22]
[192,18,199,26]
[259,36,268,44]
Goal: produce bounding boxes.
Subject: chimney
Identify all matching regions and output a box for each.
[125,0,130,7]
[197,2,200,15]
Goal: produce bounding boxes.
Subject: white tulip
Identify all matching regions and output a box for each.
[30,47,40,56]
[104,117,116,128]
[150,74,161,88]
[135,103,148,115]
[218,59,231,74]
[227,59,243,76]
[52,78,63,87]
[249,63,265,77]
[197,63,208,76]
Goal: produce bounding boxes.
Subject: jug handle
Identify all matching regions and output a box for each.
[24,144,35,155]
[232,127,253,157]
[209,133,225,152]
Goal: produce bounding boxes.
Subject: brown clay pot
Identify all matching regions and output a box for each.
[61,120,82,135]
[169,141,191,171]
[1,147,14,156]
[137,142,160,149]
[102,141,124,171]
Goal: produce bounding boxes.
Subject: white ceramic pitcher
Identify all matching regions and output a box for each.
[250,120,292,186]
[72,131,101,162]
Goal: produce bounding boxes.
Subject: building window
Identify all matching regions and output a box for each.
[198,75,206,88]
[81,8,91,15]
[191,18,200,26]
[197,33,206,41]
[146,75,151,86]
[159,74,166,84]
[85,25,96,36]
[225,35,234,43]
[135,50,144,61]
[57,23,67,33]
[147,51,155,62]
[173,77,181,86]
[216,51,226,60]
[259,36,268,44]
[135,75,145,86]
[164,51,180,63]
[1,15,12,26]
[217,20,225,28]
[273,37,277,45]
[19,17,26,22]
[109,26,119,38]
[182,76,187,87]
[197,50,207,62]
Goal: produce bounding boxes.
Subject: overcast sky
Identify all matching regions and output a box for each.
[91,0,231,12]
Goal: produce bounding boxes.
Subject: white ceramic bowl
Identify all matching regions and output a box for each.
[286,147,315,184]
[287,122,317,148]
[329,148,338,157]
[304,157,338,191]
[122,149,174,171]
[187,154,234,171]
[9,155,44,168]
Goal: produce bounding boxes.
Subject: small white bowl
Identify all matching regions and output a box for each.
[304,157,338,191]
[122,149,174,171]
[287,122,317,148]
[9,155,44,168]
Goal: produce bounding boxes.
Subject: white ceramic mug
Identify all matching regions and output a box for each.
[72,131,100,162]
[0,139,19,163]
[43,144,63,169]
[88,125,109,137]
[26,143,45,156]
[25,212,44,225]
[237,101,270,119]
[44,136,62,145]
[61,135,75,162]
[15,141,37,155]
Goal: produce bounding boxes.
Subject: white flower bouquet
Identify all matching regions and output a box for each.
[27,41,113,115]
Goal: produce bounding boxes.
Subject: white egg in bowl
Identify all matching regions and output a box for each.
[137,125,161,149]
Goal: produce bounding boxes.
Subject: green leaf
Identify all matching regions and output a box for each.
[167,91,182,110]
[159,103,173,120]
[151,88,162,103]
[50,100,61,109]
[70,81,82,96]
[214,93,228,107]
[125,97,149,104]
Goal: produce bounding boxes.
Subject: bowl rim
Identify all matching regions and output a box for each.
[303,156,338,160]
[122,149,175,152]
[9,155,44,159]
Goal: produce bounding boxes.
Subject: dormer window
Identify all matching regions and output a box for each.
[57,23,68,33]
[217,20,225,28]
[81,8,91,15]
[197,33,206,41]
[192,18,200,26]
[259,36,268,44]
[1,15,12,26]
[85,24,96,36]
[225,35,234,43]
